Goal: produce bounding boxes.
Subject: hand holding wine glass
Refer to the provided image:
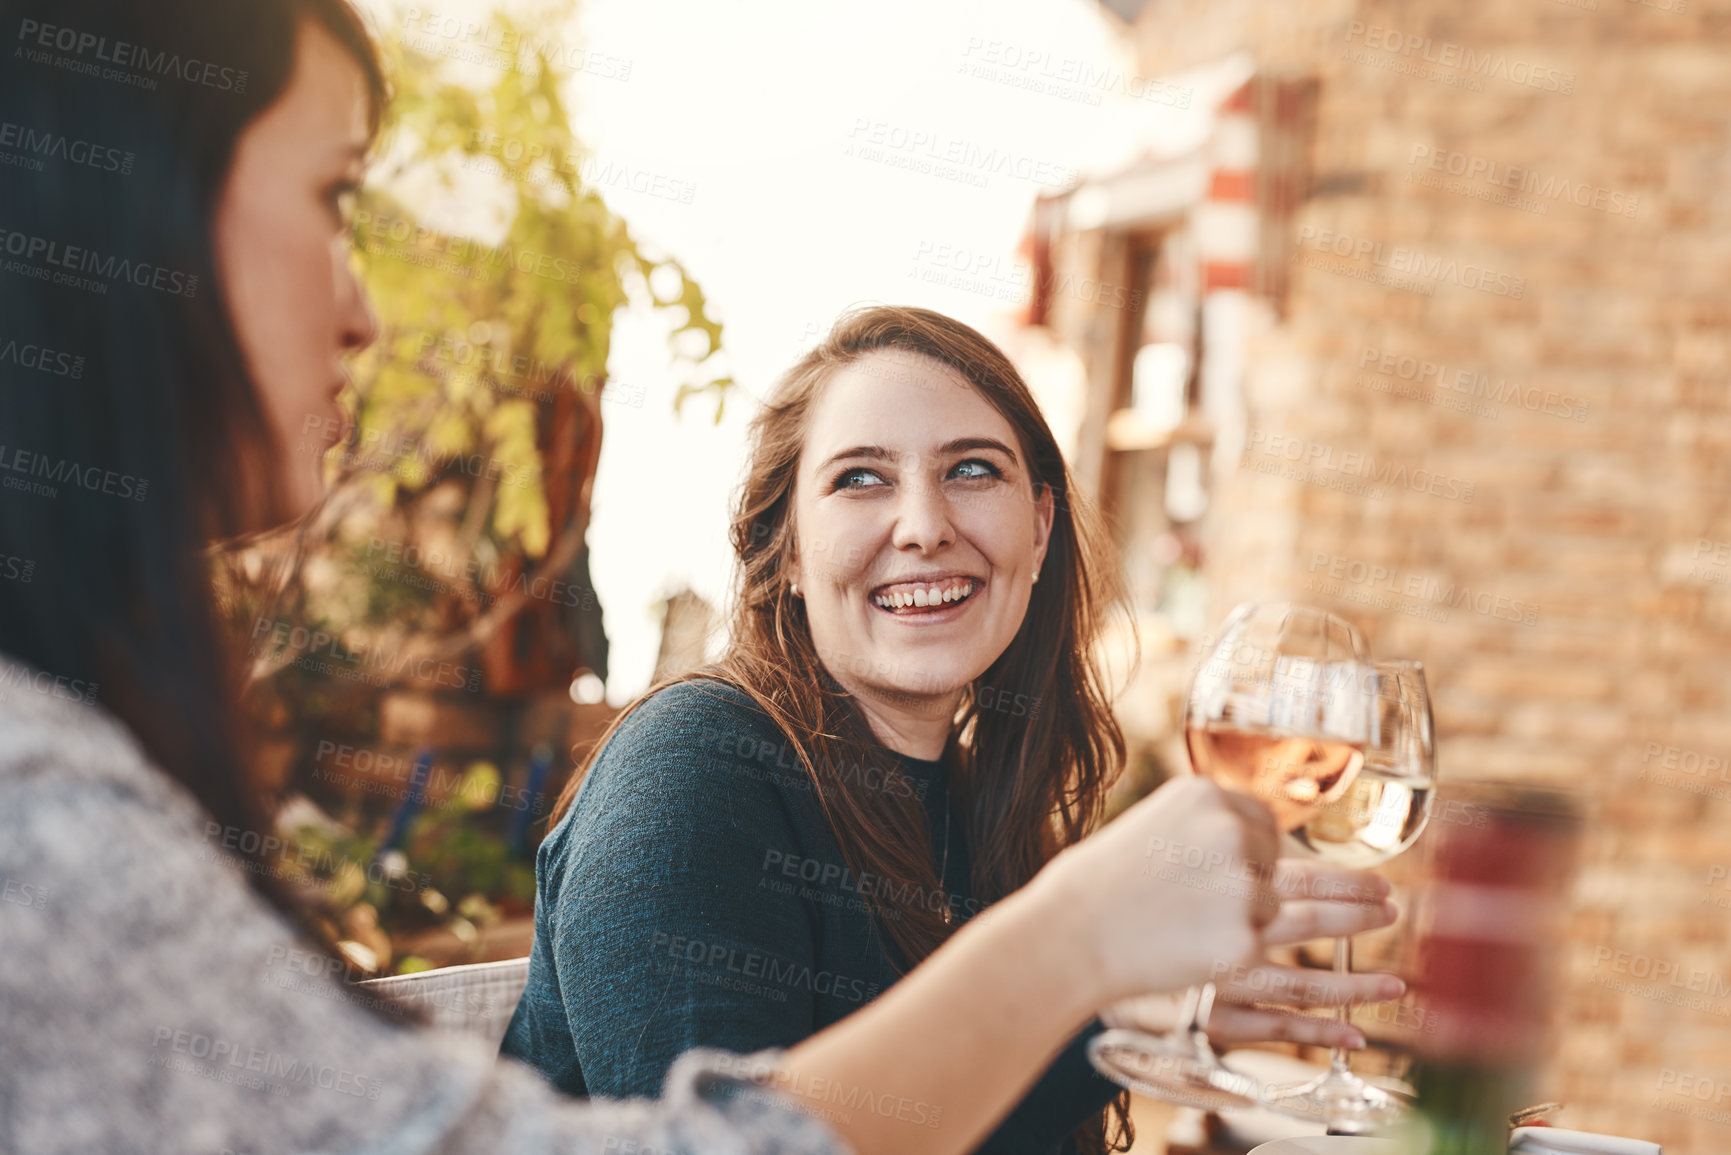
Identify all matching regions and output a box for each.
[1101,858,1404,1052]
[1088,602,1385,1112]
[1038,773,1284,1004]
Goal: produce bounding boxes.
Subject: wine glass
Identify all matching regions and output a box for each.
[1087,602,1374,1113]
[1263,659,1436,1132]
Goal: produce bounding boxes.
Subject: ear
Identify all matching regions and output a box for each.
[1032,482,1055,573]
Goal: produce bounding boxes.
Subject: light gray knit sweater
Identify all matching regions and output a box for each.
[0,655,848,1155]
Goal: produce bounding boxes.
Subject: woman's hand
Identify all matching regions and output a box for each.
[1100,859,1406,1050]
[778,777,1283,1155]
[1029,776,1283,1009]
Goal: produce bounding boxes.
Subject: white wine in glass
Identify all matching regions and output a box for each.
[1264,659,1436,1132]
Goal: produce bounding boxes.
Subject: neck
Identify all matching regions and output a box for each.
[833,672,960,762]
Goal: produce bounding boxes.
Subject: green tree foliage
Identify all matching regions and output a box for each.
[346,1,727,561]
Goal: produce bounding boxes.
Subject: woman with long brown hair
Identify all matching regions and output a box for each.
[503,307,1405,1153]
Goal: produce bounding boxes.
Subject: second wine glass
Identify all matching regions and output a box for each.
[1263,659,1436,1132]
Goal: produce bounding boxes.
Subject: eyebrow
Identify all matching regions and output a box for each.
[817,437,1020,473]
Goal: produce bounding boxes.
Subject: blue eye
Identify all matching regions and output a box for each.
[950,459,1001,480]
[834,467,887,490]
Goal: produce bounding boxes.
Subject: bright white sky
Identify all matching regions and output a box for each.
[365,0,1212,702]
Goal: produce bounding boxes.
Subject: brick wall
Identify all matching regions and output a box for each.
[1083,0,1731,1146]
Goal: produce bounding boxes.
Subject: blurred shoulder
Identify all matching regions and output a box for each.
[0,652,175,810]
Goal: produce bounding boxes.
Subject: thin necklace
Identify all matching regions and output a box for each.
[938,777,953,926]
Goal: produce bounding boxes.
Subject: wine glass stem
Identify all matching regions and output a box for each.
[1192,981,1217,1034]
[1329,935,1353,1076]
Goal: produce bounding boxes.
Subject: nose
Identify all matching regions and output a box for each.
[335,247,381,354]
[889,458,956,554]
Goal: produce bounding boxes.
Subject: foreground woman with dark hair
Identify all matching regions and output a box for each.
[0,1,1385,1152]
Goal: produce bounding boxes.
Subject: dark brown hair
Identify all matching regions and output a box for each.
[0,0,388,972]
[554,305,1137,1150]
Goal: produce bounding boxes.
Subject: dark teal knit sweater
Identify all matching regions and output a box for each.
[500,678,1119,1154]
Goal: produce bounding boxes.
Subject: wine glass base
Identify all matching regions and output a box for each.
[1086,1028,1264,1114]
[1263,1067,1412,1132]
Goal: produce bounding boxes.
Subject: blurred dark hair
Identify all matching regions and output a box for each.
[0,0,386,952]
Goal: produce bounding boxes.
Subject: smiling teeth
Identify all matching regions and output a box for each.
[873,580,975,610]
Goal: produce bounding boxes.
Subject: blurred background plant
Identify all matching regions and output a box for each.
[216,0,730,974]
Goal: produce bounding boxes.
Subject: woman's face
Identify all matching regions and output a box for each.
[215,17,378,522]
[789,349,1055,711]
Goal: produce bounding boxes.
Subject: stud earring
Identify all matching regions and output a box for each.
[790,582,801,597]
[1033,568,1041,584]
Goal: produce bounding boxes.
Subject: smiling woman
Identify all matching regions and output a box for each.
[510,306,1140,1154]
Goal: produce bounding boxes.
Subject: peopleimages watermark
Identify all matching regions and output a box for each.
[311,740,546,815]
[697,721,931,802]
[352,209,589,287]
[705,1052,946,1132]
[260,945,414,1020]
[0,552,34,584]
[0,334,86,380]
[298,414,538,492]
[399,8,632,80]
[361,537,599,613]
[0,660,98,705]
[646,929,884,1006]
[247,616,483,693]
[1303,550,1540,627]
[761,848,987,928]
[1406,144,1638,220]
[1653,1070,1731,1127]
[1587,946,1731,1016]
[15,18,250,93]
[956,36,1191,110]
[1355,345,1590,424]
[0,120,134,176]
[1637,741,1731,803]
[1143,837,1383,906]
[200,820,434,895]
[0,226,199,298]
[464,132,695,205]
[1293,226,1525,299]
[1682,539,1731,586]
[1342,22,1575,96]
[149,1026,383,1100]
[1700,865,1731,912]
[413,331,650,410]
[845,119,1076,191]
[1242,430,1477,504]
[1208,960,1401,1012]
[0,443,149,503]
[0,871,49,913]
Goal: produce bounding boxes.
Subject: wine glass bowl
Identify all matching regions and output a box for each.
[1286,661,1435,868]
[1185,603,1376,838]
